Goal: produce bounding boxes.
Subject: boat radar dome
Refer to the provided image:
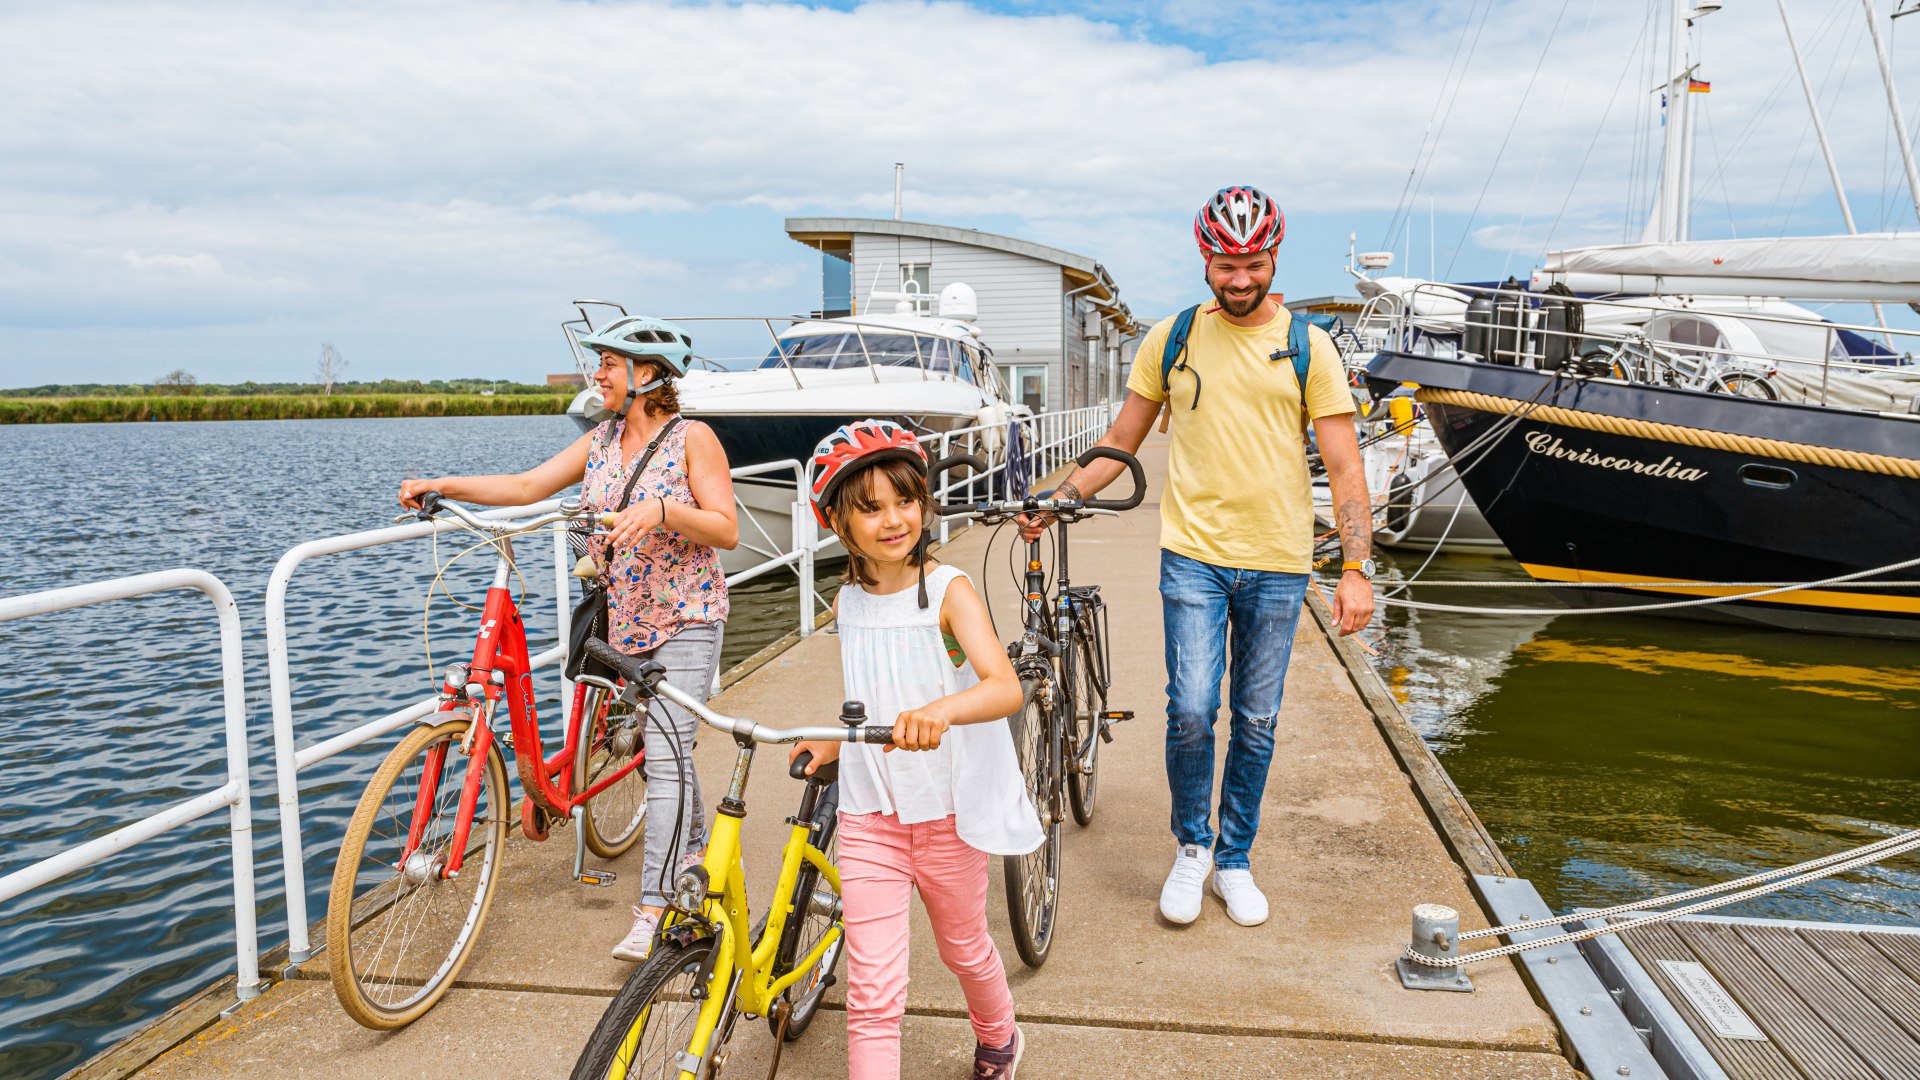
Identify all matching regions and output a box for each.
[938,282,979,322]
[1358,252,1395,271]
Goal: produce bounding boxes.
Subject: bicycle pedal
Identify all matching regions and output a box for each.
[1098,710,1134,743]
[575,868,618,887]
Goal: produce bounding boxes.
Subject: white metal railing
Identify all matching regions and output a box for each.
[0,570,261,1003]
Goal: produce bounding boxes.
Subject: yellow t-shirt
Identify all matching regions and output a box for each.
[1125,302,1354,573]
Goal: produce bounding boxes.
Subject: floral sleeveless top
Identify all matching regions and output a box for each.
[583,416,729,653]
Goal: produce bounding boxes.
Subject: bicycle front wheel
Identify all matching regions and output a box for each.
[575,688,648,858]
[1004,677,1061,968]
[1065,627,1105,827]
[571,937,719,1080]
[327,716,508,1030]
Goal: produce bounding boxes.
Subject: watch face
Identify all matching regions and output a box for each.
[1361,559,1377,578]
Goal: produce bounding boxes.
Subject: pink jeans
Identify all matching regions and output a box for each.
[838,812,1017,1080]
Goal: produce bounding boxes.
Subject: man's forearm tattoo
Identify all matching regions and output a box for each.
[1337,497,1372,562]
[1056,479,1084,502]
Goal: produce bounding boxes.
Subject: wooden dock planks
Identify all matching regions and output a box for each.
[1619,917,1920,1080]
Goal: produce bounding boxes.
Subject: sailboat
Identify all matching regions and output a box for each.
[1364,1,1920,637]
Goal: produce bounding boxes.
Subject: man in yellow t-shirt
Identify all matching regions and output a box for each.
[1023,186,1374,930]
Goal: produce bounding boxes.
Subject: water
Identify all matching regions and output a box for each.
[4,419,1917,1077]
[0,416,833,1080]
[1369,549,1920,925]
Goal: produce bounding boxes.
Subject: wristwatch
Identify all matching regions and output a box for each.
[1342,559,1377,580]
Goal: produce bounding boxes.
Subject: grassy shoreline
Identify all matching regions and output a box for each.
[0,394,576,424]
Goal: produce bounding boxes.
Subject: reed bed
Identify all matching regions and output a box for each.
[0,394,575,424]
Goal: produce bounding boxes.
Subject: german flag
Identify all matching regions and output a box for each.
[1688,78,1711,93]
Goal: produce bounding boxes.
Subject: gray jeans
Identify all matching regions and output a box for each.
[634,621,722,907]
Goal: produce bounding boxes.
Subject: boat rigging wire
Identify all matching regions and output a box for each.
[1445,0,1576,280]
[1542,5,1656,256]
[1381,0,1494,251]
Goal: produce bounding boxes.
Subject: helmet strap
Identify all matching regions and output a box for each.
[914,530,930,610]
[622,358,668,413]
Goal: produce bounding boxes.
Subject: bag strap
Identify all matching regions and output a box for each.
[612,415,683,512]
[1158,304,1202,407]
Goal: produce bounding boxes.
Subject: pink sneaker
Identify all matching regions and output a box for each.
[611,907,658,962]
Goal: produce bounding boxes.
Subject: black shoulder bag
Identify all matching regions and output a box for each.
[565,416,682,682]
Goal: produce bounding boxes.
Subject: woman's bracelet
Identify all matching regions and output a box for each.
[657,497,669,529]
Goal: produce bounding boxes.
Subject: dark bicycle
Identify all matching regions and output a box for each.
[930,446,1145,967]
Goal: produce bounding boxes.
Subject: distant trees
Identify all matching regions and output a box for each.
[152,369,199,395]
[317,343,347,396]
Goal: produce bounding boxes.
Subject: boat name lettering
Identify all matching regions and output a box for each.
[1523,431,1707,481]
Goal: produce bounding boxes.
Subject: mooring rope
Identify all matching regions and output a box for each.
[1403,827,1920,967]
[1416,387,1920,479]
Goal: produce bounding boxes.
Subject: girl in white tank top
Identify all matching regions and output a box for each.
[793,421,1041,1078]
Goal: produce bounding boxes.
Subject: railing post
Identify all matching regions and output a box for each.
[794,488,814,638]
[555,524,573,713]
[264,562,310,965]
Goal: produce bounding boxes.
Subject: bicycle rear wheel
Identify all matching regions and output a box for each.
[1003,677,1061,968]
[571,937,718,1080]
[1065,626,1105,827]
[768,797,843,1041]
[575,688,648,858]
[327,716,507,1030]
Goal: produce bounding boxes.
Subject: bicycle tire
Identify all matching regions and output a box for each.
[1003,677,1061,968]
[327,716,508,1030]
[1712,372,1780,401]
[571,937,718,1080]
[575,687,648,859]
[767,802,843,1041]
[1065,622,1104,827]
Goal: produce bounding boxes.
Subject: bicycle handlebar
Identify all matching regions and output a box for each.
[927,445,1145,519]
[580,638,894,746]
[400,493,613,534]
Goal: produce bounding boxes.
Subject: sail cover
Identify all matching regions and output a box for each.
[1533,234,1920,303]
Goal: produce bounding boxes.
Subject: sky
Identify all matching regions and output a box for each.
[2,0,1917,386]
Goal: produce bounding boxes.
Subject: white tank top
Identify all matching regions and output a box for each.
[834,565,1044,856]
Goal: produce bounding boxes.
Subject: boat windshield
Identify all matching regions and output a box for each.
[759,332,971,381]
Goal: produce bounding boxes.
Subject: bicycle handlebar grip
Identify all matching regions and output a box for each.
[927,453,991,516]
[859,726,895,745]
[581,638,667,691]
[789,750,817,780]
[416,490,445,520]
[1075,447,1146,511]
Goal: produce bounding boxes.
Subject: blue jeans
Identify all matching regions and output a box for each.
[1159,549,1308,872]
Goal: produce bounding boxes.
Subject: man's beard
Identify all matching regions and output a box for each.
[1211,280,1269,318]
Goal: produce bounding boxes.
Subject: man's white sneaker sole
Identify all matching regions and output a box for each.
[1211,873,1270,927]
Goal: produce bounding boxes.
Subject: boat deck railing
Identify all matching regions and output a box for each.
[1369,281,1920,410]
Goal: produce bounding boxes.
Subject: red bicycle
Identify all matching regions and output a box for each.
[327,493,648,1030]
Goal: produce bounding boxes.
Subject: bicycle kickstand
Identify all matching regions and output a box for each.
[1097,710,1134,744]
[571,805,618,887]
[765,1001,792,1079]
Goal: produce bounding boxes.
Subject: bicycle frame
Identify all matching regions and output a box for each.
[399,537,646,879]
[654,738,842,1080]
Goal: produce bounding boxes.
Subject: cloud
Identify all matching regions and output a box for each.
[0,0,1913,379]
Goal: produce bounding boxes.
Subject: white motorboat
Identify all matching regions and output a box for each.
[561,287,1030,573]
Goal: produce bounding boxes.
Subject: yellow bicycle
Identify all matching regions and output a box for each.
[570,639,892,1080]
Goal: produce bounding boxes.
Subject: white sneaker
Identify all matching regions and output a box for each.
[611,907,659,962]
[1158,844,1212,924]
[1212,868,1269,927]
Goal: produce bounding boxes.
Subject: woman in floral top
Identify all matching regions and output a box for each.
[399,315,737,962]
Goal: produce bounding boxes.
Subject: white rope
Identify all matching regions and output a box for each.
[1352,552,1920,616]
[1406,827,1920,967]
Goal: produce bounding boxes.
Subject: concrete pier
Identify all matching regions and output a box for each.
[115,435,1577,1079]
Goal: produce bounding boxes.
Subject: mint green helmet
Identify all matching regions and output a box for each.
[576,315,694,375]
[577,315,694,421]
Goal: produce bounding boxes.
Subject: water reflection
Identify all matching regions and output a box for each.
[1370,550,1920,925]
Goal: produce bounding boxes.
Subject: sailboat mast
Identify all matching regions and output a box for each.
[1647,0,1693,243]
[1860,0,1920,225]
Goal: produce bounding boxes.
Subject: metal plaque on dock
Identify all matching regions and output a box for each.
[1658,960,1768,1041]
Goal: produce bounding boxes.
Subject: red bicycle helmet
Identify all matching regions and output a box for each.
[807,419,928,527]
[1194,186,1286,255]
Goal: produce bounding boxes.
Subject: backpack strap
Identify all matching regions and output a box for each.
[1158,304,1203,409]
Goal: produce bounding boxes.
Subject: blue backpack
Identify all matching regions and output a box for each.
[1159,304,1313,416]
